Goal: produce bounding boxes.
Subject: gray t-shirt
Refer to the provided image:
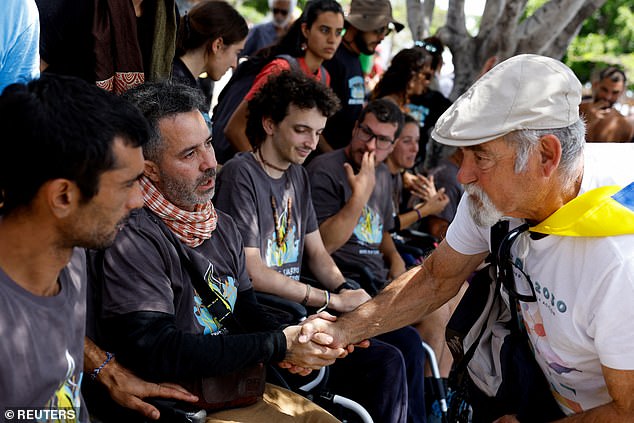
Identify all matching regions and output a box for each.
[0,249,87,420]
[307,149,393,282]
[215,152,318,280]
[100,207,252,336]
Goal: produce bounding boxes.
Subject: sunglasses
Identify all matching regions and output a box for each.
[415,41,439,54]
[273,8,289,16]
[373,26,392,36]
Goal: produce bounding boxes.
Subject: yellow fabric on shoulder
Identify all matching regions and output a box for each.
[530,183,634,237]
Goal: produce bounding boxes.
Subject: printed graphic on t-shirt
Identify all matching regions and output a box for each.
[406,103,430,127]
[265,205,300,274]
[45,350,81,422]
[193,263,238,334]
[353,205,383,245]
[348,76,365,106]
[520,259,582,414]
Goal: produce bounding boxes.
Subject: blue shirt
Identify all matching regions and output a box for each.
[0,0,40,94]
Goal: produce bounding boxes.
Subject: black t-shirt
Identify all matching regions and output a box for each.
[322,45,365,150]
[408,89,452,167]
[36,0,94,81]
[171,58,213,113]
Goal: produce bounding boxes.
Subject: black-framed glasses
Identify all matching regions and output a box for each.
[273,8,289,16]
[415,40,438,54]
[355,124,395,150]
[496,223,536,302]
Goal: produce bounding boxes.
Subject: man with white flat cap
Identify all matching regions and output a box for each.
[303,54,634,421]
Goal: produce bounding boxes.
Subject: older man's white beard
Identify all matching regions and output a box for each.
[464,184,504,227]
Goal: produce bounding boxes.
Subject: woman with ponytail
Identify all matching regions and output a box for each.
[172,0,248,114]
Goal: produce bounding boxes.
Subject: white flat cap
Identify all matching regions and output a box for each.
[431,54,582,146]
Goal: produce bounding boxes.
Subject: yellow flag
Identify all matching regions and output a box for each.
[530,183,634,237]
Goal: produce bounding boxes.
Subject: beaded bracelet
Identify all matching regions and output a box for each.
[90,351,114,380]
[415,208,423,220]
[316,290,330,313]
[301,284,311,306]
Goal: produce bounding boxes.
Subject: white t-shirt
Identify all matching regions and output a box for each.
[446,143,634,414]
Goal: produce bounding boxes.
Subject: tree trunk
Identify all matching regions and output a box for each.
[430,0,607,100]
[407,0,436,41]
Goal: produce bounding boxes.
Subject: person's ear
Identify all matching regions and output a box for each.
[262,116,276,136]
[144,160,160,183]
[209,37,223,54]
[47,179,79,218]
[301,22,310,40]
[538,134,562,177]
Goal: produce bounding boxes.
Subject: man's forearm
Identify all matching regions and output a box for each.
[319,195,367,253]
[84,337,109,373]
[335,242,483,345]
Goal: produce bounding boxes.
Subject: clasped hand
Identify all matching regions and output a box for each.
[279,312,368,375]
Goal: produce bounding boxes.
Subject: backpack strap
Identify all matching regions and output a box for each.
[275,54,328,84]
[451,220,509,369]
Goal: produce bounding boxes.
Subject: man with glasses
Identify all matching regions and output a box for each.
[243,0,297,57]
[579,66,633,142]
[321,0,404,152]
[303,54,634,421]
[307,99,428,423]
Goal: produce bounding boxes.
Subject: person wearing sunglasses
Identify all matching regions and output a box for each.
[371,47,435,133]
[303,54,634,421]
[408,37,454,170]
[243,0,297,57]
[308,99,429,423]
[321,0,404,154]
[579,66,633,142]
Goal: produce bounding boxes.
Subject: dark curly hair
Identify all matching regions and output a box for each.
[371,47,432,102]
[246,71,340,148]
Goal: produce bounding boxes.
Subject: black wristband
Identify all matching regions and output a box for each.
[333,279,361,293]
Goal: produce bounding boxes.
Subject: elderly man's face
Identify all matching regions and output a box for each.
[150,110,217,211]
[272,0,291,27]
[457,137,542,226]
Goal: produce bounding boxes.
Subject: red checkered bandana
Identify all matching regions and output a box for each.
[140,176,217,247]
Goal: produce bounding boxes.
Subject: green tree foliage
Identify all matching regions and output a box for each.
[564,0,634,88]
